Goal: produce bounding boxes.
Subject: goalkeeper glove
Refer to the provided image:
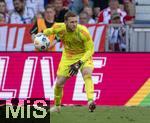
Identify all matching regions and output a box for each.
[69,60,83,76]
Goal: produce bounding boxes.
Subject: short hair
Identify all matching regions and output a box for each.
[64,11,77,21]
[0,0,6,3]
[45,4,55,10]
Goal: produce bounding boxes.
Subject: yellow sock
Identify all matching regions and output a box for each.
[83,74,94,101]
[54,85,63,106]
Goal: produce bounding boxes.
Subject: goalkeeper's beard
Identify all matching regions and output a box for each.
[66,25,76,32]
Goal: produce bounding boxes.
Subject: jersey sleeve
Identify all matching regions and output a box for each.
[80,26,94,62]
[43,23,64,36]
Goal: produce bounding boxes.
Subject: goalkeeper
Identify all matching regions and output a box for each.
[43,11,96,112]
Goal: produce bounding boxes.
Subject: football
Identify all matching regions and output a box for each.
[34,33,50,51]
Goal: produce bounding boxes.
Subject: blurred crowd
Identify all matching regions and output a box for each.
[0,0,136,52]
[0,0,135,25]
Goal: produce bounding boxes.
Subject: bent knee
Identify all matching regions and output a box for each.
[82,67,93,76]
[56,82,64,87]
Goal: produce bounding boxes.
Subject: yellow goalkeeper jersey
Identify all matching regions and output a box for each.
[43,23,94,62]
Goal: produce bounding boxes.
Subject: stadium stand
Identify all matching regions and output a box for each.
[135,0,150,23]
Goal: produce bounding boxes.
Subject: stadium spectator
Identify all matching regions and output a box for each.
[43,11,96,112]
[30,5,59,51]
[93,6,100,22]
[10,0,35,24]
[79,11,89,24]
[83,6,96,24]
[53,0,68,22]
[123,0,135,24]
[108,12,126,51]
[92,0,124,20]
[0,0,6,13]
[79,11,95,24]
[25,0,45,15]
[93,0,124,11]
[97,0,126,24]
[0,0,9,23]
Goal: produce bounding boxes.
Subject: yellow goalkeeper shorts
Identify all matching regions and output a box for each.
[57,56,94,77]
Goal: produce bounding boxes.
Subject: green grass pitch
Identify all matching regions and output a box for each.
[50,106,150,123]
